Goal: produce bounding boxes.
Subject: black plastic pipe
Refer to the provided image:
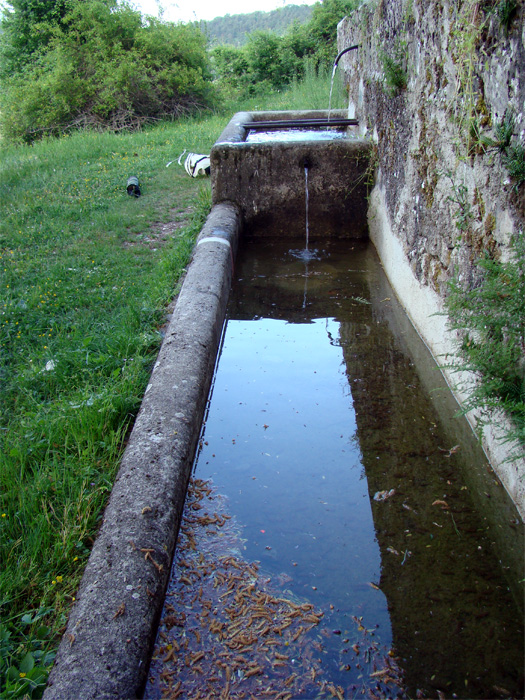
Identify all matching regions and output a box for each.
[334,44,359,67]
[243,118,358,131]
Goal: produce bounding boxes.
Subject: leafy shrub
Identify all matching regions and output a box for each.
[0,0,71,76]
[211,45,255,97]
[0,1,214,141]
[445,233,525,454]
[245,30,305,90]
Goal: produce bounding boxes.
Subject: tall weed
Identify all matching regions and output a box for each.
[445,233,525,456]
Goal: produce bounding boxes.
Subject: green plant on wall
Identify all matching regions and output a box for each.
[450,0,521,159]
[445,233,525,456]
[497,0,518,31]
[476,111,525,190]
[380,39,407,96]
[449,0,491,151]
[381,52,407,94]
[503,144,525,191]
[493,110,515,151]
[445,171,473,238]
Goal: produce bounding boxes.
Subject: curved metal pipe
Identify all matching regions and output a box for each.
[334,44,359,67]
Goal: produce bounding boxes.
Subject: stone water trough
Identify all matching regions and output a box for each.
[44,111,372,700]
[212,109,370,239]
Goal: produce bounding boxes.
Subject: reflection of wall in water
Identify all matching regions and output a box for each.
[338,290,523,698]
[228,238,524,698]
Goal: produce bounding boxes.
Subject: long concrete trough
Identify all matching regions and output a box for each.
[44,111,373,699]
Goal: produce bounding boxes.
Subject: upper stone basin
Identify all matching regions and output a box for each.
[211,110,372,240]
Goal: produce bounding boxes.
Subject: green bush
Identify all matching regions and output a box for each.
[0,0,71,76]
[211,0,360,98]
[245,30,304,90]
[0,1,214,142]
[445,233,525,454]
[211,45,255,97]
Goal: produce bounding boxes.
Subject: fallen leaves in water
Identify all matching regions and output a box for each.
[438,444,460,458]
[145,478,406,699]
[373,489,396,502]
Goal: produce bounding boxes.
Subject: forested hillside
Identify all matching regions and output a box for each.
[201,4,313,47]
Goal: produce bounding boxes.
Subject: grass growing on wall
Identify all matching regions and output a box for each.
[445,233,525,457]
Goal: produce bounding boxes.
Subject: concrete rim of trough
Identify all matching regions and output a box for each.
[215,109,351,144]
[43,201,242,700]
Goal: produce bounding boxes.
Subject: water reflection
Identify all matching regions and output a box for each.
[246,129,349,143]
[161,238,524,698]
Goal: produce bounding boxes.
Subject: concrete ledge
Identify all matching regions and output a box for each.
[215,110,351,144]
[44,202,242,700]
[215,111,253,144]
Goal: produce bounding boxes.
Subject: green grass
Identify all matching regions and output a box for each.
[0,118,217,698]
[0,71,343,697]
[269,60,348,111]
[215,60,348,114]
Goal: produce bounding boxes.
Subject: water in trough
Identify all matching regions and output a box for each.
[246,130,349,143]
[144,238,524,700]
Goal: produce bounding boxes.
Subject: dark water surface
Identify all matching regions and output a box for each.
[146,239,523,699]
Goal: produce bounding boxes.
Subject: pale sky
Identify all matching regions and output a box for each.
[129,0,317,24]
[0,0,316,25]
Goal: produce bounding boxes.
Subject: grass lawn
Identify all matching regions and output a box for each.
[0,69,347,697]
[0,115,223,696]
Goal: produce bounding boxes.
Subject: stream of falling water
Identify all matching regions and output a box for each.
[327,62,338,122]
[290,166,317,266]
[305,165,310,253]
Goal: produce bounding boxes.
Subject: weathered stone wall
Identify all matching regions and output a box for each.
[338,0,524,514]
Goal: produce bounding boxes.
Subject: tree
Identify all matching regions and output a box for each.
[308,0,360,65]
[210,0,362,96]
[245,30,302,90]
[0,0,73,74]
[211,44,251,95]
[0,0,215,141]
